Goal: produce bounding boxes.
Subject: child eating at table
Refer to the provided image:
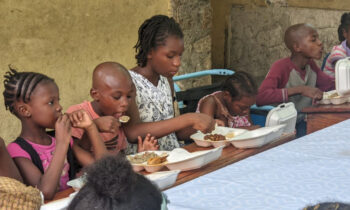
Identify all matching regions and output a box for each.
[324,12,350,78]
[68,153,166,210]
[197,71,260,130]
[67,62,159,154]
[256,23,334,137]
[129,14,215,151]
[4,68,108,199]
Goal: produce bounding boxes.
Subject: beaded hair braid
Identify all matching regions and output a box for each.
[3,67,54,114]
[134,15,183,67]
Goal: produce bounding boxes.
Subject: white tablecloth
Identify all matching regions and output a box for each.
[165,120,350,210]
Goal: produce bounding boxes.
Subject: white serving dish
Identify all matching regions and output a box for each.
[127,151,170,173]
[165,146,224,171]
[320,90,349,105]
[190,127,247,148]
[230,124,286,148]
[145,170,181,190]
[265,102,297,134]
[335,57,350,96]
[40,192,77,210]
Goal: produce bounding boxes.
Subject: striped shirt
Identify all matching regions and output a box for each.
[324,40,350,78]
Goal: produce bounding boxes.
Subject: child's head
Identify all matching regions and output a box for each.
[338,12,350,43]
[222,71,257,116]
[68,153,163,210]
[90,62,134,118]
[134,15,184,77]
[3,67,61,129]
[284,23,323,60]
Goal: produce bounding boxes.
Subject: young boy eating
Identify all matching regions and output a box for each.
[256,23,334,137]
[67,62,158,154]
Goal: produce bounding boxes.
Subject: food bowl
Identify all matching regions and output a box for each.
[190,127,247,148]
[127,151,170,173]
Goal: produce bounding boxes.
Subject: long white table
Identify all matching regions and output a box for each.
[165,120,350,210]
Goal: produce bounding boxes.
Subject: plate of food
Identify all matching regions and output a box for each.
[190,126,247,147]
[127,151,170,173]
[320,90,350,105]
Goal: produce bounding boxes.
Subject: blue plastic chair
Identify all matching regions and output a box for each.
[173,69,273,127]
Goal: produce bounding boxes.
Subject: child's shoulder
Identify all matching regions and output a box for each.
[66,101,91,113]
[268,57,294,76]
[7,142,31,159]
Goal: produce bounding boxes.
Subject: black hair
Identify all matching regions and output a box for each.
[68,153,163,210]
[222,71,257,101]
[338,12,350,42]
[304,202,350,210]
[3,66,54,114]
[134,15,184,67]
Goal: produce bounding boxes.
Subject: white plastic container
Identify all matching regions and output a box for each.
[265,102,297,134]
[145,170,181,190]
[67,176,86,191]
[165,146,224,171]
[320,90,349,105]
[190,127,247,148]
[335,57,350,96]
[127,151,170,173]
[230,124,286,148]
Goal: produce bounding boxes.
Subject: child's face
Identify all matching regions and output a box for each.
[227,95,256,116]
[343,28,350,45]
[27,81,62,129]
[148,36,184,77]
[95,75,134,118]
[297,27,323,60]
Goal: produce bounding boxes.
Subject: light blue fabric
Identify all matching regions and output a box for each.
[165,119,350,210]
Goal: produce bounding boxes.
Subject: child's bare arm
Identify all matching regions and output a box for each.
[69,110,108,166]
[93,116,121,134]
[14,114,71,199]
[0,137,22,182]
[137,134,159,153]
[199,96,216,118]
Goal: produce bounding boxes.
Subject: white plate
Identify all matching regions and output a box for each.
[145,170,181,190]
[230,124,286,148]
[165,146,224,171]
[190,127,247,148]
[320,90,349,105]
[127,151,170,172]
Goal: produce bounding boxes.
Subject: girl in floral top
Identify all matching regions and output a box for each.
[197,71,260,130]
[127,15,216,151]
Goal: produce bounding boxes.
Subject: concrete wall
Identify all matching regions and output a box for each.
[0,0,169,143]
[170,0,212,90]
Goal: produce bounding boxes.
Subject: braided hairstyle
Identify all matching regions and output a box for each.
[338,12,350,42]
[3,66,54,114]
[134,15,183,67]
[222,71,258,101]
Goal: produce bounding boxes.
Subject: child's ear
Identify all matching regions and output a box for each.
[293,42,301,53]
[15,103,31,118]
[90,88,100,101]
[147,49,154,60]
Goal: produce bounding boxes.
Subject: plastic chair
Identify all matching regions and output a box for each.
[173,69,273,127]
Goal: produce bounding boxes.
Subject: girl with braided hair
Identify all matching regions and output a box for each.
[196,71,260,130]
[4,67,108,199]
[125,15,215,152]
[324,12,350,78]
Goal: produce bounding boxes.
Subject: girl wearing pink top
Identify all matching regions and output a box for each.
[4,68,107,200]
[197,71,259,130]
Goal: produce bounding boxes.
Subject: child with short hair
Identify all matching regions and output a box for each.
[197,71,259,130]
[68,153,165,210]
[66,62,159,154]
[257,23,334,137]
[324,12,350,78]
[128,15,215,151]
[4,68,107,199]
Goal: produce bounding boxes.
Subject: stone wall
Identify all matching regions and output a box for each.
[226,1,347,85]
[170,0,212,90]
